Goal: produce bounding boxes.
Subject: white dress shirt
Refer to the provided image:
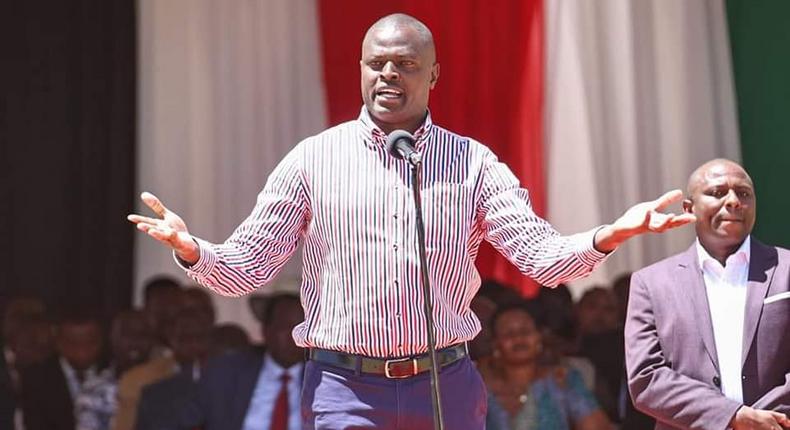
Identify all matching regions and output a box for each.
[59,357,97,401]
[241,354,302,430]
[696,236,750,402]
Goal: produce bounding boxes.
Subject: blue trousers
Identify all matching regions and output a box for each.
[300,356,487,430]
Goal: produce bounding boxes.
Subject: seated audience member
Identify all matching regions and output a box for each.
[626,159,790,429]
[2,296,52,389]
[210,323,251,357]
[177,293,305,430]
[179,286,216,324]
[135,308,214,430]
[75,310,154,430]
[484,303,612,430]
[21,309,103,430]
[113,288,216,430]
[1,296,52,429]
[473,280,533,375]
[574,286,623,421]
[469,293,497,369]
[141,276,182,358]
[534,285,596,391]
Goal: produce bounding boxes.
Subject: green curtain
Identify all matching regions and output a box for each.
[727,0,790,247]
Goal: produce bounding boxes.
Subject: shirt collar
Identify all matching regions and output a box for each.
[59,357,98,389]
[263,353,302,380]
[696,235,751,274]
[357,106,434,150]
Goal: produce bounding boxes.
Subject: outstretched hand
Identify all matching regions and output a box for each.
[594,189,697,253]
[127,192,200,264]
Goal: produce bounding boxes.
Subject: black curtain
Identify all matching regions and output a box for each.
[0,0,136,317]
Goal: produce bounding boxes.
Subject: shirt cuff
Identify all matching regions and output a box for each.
[577,227,611,268]
[172,237,217,277]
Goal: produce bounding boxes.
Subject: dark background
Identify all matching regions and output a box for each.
[0,0,136,318]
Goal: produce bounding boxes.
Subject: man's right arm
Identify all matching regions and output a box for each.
[129,144,309,297]
[625,271,742,429]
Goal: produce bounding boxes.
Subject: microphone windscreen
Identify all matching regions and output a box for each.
[386,130,416,159]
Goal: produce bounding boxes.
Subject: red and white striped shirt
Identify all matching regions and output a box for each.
[180,107,607,358]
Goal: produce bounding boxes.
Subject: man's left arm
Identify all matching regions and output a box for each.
[478,151,694,286]
[592,190,696,252]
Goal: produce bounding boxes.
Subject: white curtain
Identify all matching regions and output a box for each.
[136,0,326,338]
[545,0,740,296]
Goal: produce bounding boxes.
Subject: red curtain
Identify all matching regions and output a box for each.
[318,1,544,297]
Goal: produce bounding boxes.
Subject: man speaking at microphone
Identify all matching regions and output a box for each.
[128,13,694,430]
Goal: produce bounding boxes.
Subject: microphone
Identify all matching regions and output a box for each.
[386,130,422,166]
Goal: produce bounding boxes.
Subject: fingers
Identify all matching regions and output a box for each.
[768,411,790,428]
[672,213,697,224]
[660,213,696,230]
[652,189,684,212]
[648,213,697,232]
[141,192,169,218]
[135,221,177,244]
[648,212,671,230]
[126,214,161,225]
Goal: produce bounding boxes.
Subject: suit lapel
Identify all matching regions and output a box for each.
[741,239,778,367]
[677,245,720,371]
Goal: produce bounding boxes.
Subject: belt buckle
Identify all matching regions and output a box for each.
[384,357,418,379]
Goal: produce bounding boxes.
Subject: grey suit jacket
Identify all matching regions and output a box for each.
[625,238,790,430]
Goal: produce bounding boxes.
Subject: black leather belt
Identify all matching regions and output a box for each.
[309,343,468,379]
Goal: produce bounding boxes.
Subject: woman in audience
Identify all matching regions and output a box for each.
[75,310,153,430]
[483,303,612,430]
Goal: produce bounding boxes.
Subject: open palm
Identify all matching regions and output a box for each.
[127,192,200,264]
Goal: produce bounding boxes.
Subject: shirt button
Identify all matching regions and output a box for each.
[393,214,398,219]
[393,244,398,250]
[741,375,747,381]
[712,376,721,387]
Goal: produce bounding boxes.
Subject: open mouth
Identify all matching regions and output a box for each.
[375,87,404,100]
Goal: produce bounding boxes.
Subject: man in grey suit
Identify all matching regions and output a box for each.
[626,159,790,430]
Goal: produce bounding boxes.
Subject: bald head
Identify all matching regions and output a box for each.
[359,13,440,134]
[683,158,756,263]
[362,14,436,63]
[686,159,753,197]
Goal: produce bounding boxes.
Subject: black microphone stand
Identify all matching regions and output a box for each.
[408,156,445,430]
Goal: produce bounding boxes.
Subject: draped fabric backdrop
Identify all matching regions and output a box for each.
[136,0,327,337]
[545,0,740,293]
[318,0,546,296]
[136,0,743,333]
[1,0,136,316]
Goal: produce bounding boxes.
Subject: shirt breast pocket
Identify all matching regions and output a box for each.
[422,182,473,250]
[761,293,790,329]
